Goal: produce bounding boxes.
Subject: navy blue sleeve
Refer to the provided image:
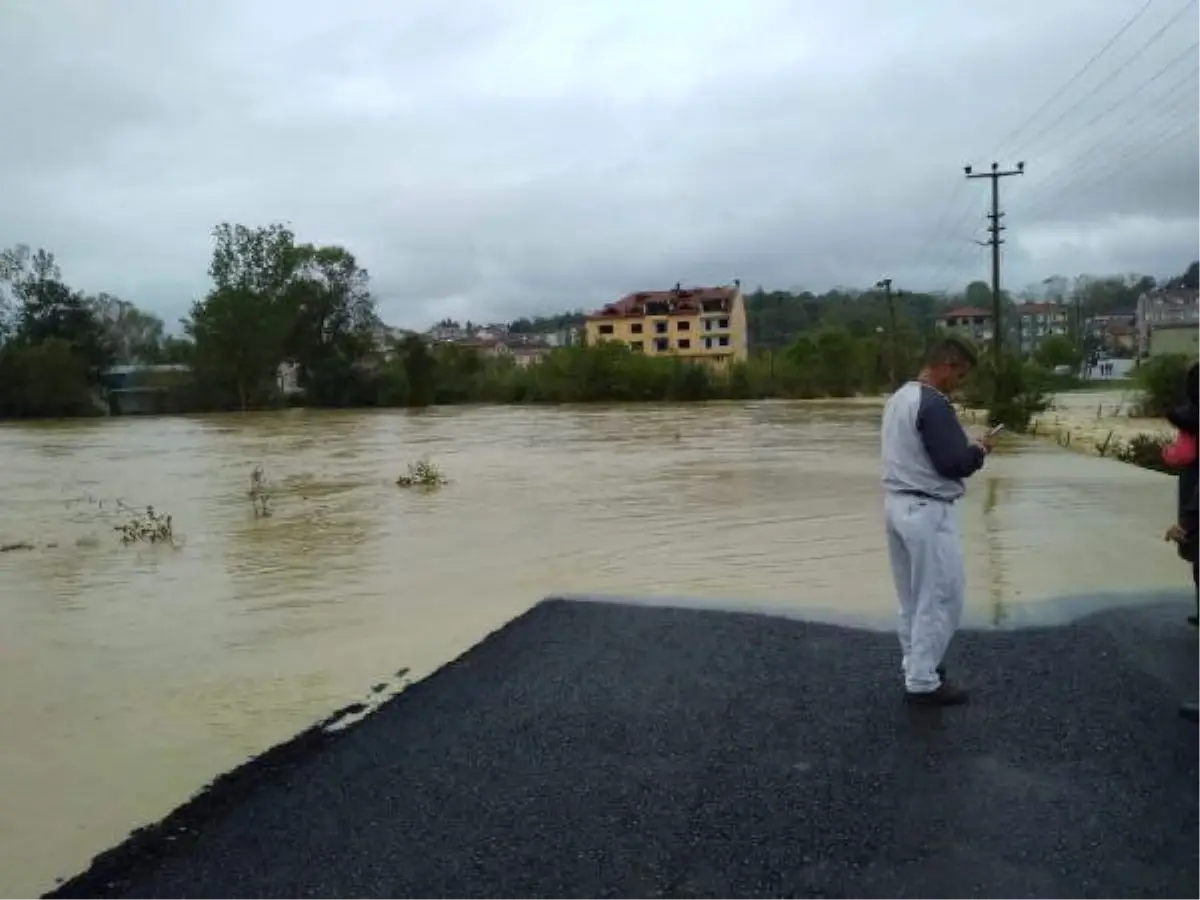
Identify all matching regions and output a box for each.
[916,387,986,479]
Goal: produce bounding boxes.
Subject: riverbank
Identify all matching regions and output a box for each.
[958,386,1171,463]
[47,596,1198,899]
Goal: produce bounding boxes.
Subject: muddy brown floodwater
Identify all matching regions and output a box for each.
[0,401,1186,896]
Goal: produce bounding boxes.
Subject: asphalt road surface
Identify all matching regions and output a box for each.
[48,597,1199,899]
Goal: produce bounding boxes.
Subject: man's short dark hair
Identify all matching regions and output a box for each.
[925,337,977,368]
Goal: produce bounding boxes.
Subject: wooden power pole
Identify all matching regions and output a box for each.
[965,162,1024,367]
[876,277,898,388]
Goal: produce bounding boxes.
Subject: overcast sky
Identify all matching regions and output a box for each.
[1,0,1197,328]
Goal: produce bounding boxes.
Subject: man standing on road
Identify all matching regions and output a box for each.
[880,338,994,706]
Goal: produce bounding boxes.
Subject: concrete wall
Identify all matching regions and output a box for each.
[1149,325,1199,358]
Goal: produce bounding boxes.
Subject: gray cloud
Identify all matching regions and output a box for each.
[1,0,1196,328]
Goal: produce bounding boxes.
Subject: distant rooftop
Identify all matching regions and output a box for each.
[589,285,740,319]
[938,306,993,319]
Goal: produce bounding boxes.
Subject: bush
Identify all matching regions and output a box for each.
[396,459,448,488]
[1132,354,1193,418]
[961,353,1052,432]
[1113,433,1173,473]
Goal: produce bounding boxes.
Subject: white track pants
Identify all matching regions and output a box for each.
[884,492,966,693]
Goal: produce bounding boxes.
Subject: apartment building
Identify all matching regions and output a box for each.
[1013,302,1069,356]
[583,282,749,366]
[1136,288,1199,357]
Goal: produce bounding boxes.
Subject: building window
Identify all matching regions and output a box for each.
[654,338,669,352]
[599,324,614,335]
[654,321,668,335]
[676,320,690,331]
[630,341,644,352]
[718,318,729,329]
[630,322,643,334]
[678,339,690,350]
[718,336,730,347]
[703,337,713,349]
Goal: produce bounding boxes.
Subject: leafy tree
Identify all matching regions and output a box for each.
[185,223,301,410]
[0,338,98,417]
[964,281,992,308]
[186,286,287,410]
[1134,354,1193,417]
[1033,333,1081,371]
[1165,261,1199,290]
[507,312,586,334]
[398,334,437,407]
[282,243,379,390]
[89,294,167,363]
[0,244,112,374]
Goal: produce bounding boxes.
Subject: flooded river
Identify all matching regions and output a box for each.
[0,401,1186,895]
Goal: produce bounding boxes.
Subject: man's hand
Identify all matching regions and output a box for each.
[974,434,996,455]
[1165,523,1187,544]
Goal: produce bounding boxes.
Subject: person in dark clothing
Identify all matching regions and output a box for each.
[1165,362,1199,626]
[1165,361,1199,722]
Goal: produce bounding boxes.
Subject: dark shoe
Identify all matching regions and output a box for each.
[905,681,969,707]
[1181,702,1199,722]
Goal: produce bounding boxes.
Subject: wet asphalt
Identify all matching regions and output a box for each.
[47,597,1199,899]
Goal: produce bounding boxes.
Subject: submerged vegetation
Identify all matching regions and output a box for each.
[248,464,272,517]
[1131,354,1194,418]
[116,505,176,545]
[1112,433,1174,474]
[396,459,448,489]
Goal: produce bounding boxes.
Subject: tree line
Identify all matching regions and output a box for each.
[0,223,1194,420]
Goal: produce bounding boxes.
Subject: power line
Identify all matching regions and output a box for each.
[923,0,1197,294]
[990,0,1158,160]
[908,180,971,283]
[1024,41,1199,167]
[919,0,1197,295]
[1020,111,1198,222]
[1013,0,1198,157]
[1017,74,1199,214]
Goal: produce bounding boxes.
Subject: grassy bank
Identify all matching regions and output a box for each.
[956,393,1173,473]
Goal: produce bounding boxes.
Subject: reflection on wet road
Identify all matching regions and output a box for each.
[0,402,1184,894]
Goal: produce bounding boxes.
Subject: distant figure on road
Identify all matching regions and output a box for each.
[880,338,994,706]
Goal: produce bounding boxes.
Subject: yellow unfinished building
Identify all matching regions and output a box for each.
[584,283,749,367]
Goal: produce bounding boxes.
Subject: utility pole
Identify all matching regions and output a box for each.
[965,162,1024,368]
[876,277,898,388]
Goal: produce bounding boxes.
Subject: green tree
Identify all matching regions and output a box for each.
[0,244,112,375]
[279,244,380,406]
[186,223,301,410]
[89,294,167,363]
[187,286,286,410]
[964,281,992,308]
[1134,354,1193,417]
[398,334,437,407]
[0,338,98,418]
[1033,333,1081,371]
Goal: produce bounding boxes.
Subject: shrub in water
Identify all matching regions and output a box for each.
[1113,433,1174,474]
[396,459,448,488]
[961,353,1052,433]
[1132,354,1193,418]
